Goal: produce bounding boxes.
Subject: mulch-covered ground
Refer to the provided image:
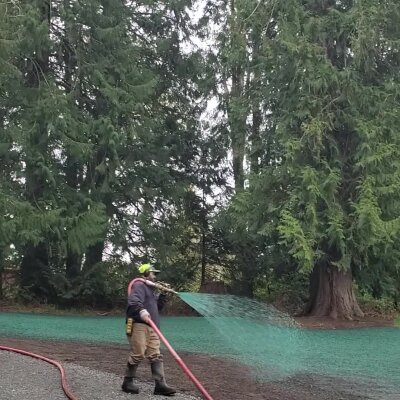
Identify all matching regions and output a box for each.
[0,303,396,400]
[0,335,373,400]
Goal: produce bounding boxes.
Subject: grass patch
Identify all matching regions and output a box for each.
[395,316,400,327]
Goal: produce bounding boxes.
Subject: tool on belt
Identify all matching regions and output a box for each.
[126,317,134,335]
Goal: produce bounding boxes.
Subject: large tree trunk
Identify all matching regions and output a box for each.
[20,0,51,296]
[0,251,3,300]
[65,159,82,279]
[227,0,246,193]
[20,243,49,297]
[249,36,262,176]
[232,241,257,297]
[308,263,364,320]
[84,241,105,270]
[66,253,82,280]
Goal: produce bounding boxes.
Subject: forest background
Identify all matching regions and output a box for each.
[1,0,400,321]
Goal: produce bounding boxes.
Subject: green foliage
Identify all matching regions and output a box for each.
[63,204,108,255]
[357,292,398,318]
[0,0,209,305]
[14,261,130,309]
[56,261,132,309]
[254,272,309,315]
[199,0,400,317]
[2,0,400,315]
[277,210,315,273]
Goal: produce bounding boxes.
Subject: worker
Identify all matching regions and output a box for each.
[122,263,176,396]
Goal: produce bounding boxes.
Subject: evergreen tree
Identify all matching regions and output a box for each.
[240,0,400,318]
[204,0,277,295]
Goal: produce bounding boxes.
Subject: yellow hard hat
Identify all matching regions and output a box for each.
[138,263,160,274]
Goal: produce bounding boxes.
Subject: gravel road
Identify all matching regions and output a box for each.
[0,351,200,400]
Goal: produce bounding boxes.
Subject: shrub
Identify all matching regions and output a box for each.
[357,291,398,318]
[254,272,309,315]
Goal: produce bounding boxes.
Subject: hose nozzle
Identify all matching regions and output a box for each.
[144,280,178,295]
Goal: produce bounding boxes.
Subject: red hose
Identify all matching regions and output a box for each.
[128,278,214,400]
[0,345,78,400]
[147,319,214,400]
[127,277,145,297]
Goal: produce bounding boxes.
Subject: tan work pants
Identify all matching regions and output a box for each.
[127,322,162,365]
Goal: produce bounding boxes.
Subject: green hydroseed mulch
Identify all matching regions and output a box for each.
[1,294,399,397]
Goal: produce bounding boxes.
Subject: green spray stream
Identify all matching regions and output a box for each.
[178,292,400,399]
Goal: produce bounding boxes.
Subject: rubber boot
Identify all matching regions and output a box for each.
[122,363,140,394]
[151,360,176,396]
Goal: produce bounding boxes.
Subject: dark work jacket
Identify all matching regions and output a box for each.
[126,281,167,328]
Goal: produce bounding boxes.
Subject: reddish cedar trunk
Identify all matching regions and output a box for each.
[308,263,364,320]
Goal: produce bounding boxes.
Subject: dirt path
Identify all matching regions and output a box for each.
[295,316,394,329]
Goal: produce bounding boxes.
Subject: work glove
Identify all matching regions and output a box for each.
[139,309,151,323]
